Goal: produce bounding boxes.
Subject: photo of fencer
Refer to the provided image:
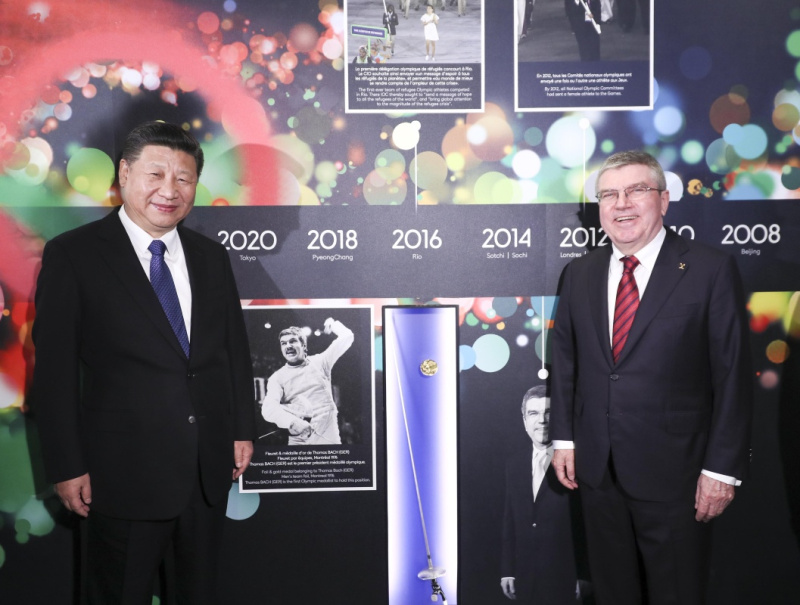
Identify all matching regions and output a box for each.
[246,306,372,449]
[500,385,593,604]
[260,317,353,445]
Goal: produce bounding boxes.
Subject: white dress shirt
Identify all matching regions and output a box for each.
[532,444,554,501]
[606,227,666,343]
[118,205,192,340]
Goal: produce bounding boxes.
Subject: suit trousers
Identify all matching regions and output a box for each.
[84,473,227,605]
[580,462,712,605]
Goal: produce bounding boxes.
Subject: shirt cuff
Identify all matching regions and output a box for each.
[552,440,575,449]
[701,469,741,486]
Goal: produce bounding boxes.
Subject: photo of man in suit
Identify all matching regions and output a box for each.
[32,121,256,604]
[551,150,752,605]
[500,385,590,604]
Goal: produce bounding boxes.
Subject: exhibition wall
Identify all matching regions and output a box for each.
[1,0,800,602]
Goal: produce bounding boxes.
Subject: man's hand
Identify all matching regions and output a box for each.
[552,449,579,490]
[323,317,335,334]
[232,440,254,480]
[288,418,313,439]
[500,577,516,600]
[695,474,734,522]
[55,473,92,517]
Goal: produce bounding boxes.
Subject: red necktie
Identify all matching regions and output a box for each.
[612,256,640,363]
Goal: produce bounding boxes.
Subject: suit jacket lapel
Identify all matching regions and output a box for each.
[179,227,206,357]
[616,230,689,364]
[511,450,536,520]
[588,247,614,367]
[95,210,189,360]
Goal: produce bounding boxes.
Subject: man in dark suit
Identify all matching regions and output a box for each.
[32,121,256,604]
[565,0,601,61]
[550,150,752,605]
[501,385,588,604]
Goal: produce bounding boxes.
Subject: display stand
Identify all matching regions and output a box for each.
[384,306,459,604]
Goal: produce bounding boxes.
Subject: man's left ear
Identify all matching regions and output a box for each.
[661,192,670,215]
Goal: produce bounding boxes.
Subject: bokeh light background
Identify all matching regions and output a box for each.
[1,0,800,597]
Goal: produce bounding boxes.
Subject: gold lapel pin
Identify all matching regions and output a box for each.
[679,263,686,270]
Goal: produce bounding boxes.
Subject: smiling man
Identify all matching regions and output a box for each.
[32,121,256,604]
[261,318,354,445]
[500,385,590,604]
[550,150,752,605]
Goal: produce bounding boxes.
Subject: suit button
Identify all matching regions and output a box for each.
[188,415,196,424]
[610,374,619,381]
[532,523,537,528]
[187,372,196,379]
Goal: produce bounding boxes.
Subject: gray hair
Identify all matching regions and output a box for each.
[521,384,549,414]
[596,150,666,194]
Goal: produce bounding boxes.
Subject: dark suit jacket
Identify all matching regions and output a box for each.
[565,0,601,61]
[32,209,256,520]
[501,449,581,604]
[551,229,752,502]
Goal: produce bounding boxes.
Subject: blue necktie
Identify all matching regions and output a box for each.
[148,240,190,358]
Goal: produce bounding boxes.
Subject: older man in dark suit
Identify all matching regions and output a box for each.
[32,121,256,604]
[550,150,752,605]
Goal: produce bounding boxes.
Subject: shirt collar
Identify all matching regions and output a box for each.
[118,204,180,256]
[532,443,554,456]
[610,226,666,272]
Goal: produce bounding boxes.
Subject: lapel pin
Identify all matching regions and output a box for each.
[678,263,686,270]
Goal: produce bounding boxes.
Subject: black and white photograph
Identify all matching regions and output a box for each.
[240,305,376,492]
[515,0,653,111]
[500,385,593,604]
[345,0,485,112]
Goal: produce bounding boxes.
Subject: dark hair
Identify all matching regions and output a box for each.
[120,121,204,177]
[521,384,549,413]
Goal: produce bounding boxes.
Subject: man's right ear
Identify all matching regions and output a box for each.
[118,160,129,188]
